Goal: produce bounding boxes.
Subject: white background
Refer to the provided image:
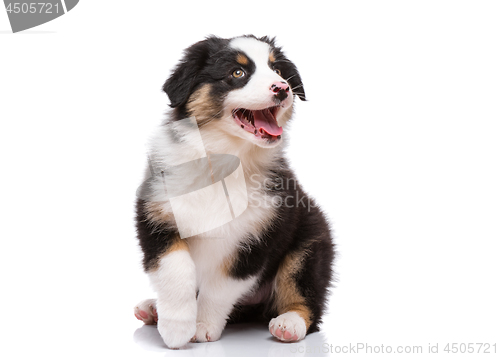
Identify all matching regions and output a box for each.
[1,1,499,356]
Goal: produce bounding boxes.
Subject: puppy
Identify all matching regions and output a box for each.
[134,35,334,349]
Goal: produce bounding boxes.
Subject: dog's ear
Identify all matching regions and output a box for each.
[264,37,306,102]
[163,39,214,108]
[288,68,306,101]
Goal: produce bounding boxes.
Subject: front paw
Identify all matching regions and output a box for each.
[194,321,223,343]
[157,317,196,349]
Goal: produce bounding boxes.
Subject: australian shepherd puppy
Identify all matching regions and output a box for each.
[134,35,335,349]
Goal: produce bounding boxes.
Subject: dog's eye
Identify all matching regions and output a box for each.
[232,69,245,78]
[274,68,282,76]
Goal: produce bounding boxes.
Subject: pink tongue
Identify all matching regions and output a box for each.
[253,109,283,136]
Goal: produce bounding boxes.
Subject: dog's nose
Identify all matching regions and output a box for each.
[270,81,289,101]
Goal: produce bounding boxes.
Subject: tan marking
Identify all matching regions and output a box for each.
[144,201,173,225]
[236,53,249,65]
[143,200,188,271]
[269,51,276,63]
[220,254,234,277]
[287,304,312,329]
[148,233,188,272]
[272,249,313,329]
[166,236,189,253]
[186,84,222,126]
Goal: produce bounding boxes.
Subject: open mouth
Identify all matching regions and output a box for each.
[232,106,283,141]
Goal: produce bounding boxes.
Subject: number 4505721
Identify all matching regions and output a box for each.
[6,3,61,14]
[444,343,497,354]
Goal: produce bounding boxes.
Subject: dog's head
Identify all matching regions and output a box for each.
[163,35,305,148]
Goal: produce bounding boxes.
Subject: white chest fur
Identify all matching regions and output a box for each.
[145,118,281,286]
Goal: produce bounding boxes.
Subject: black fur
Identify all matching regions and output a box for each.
[163,37,229,108]
[135,199,179,271]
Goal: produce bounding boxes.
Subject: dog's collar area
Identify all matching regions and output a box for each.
[232,106,283,141]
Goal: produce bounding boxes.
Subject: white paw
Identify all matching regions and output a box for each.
[193,321,223,343]
[134,299,157,325]
[269,311,307,342]
[157,317,196,349]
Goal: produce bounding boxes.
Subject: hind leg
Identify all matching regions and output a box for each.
[269,238,333,342]
[134,298,158,325]
[268,249,311,342]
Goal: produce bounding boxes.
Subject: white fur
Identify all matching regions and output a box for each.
[194,274,258,342]
[269,311,307,342]
[226,37,295,141]
[228,37,289,110]
[149,250,197,349]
